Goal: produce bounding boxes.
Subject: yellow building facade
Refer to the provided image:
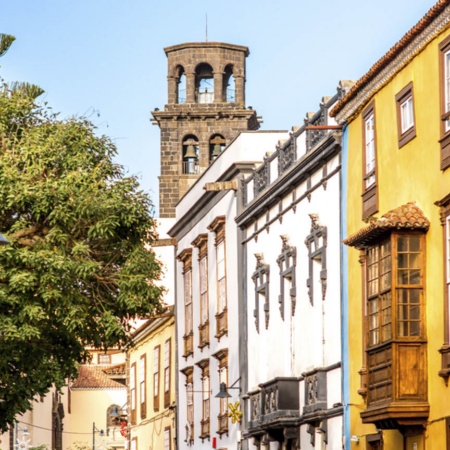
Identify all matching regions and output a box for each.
[332,1,450,449]
[127,309,175,450]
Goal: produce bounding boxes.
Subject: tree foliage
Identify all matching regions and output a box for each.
[0,38,164,430]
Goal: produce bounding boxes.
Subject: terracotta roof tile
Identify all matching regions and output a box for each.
[331,0,450,117]
[344,202,430,248]
[71,365,126,390]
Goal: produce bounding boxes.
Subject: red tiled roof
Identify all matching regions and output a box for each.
[344,202,430,248]
[71,365,126,390]
[331,0,450,117]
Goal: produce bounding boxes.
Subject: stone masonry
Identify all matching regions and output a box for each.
[152,42,261,218]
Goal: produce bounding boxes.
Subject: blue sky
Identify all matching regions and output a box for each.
[1,1,433,214]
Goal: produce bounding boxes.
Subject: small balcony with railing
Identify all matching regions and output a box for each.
[248,377,300,433]
[242,88,349,209]
[198,321,209,349]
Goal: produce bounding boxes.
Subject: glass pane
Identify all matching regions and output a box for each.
[410,304,420,320]
[410,321,420,336]
[398,253,408,269]
[398,236,408,252]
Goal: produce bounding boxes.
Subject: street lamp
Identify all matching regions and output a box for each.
[215,377,241,398]
[92,423,104,450]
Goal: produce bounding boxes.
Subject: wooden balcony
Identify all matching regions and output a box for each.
[361,342,429,429]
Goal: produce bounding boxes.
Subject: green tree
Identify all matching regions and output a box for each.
[0,35,164,430]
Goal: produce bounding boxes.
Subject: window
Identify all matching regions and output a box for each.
[181,366,194,444]
[131,437,137,450]
[130,363,136,424]
[208,217,228,339]
[439,35,450,170]
[178,249,194,358]
[395,82,416,148]
[164,339,171,408]
[193,234,209,349]
[367,234,423,346]
[139,355,146,419]
[164,427,171,450]
[366,433,383,450]
[212,349,228,435]
[196,359,210,440]
[362,101,378,218]
[153,346,160,411]
[98,354,111,364]
[277,235,297,319]
[344,203,429,427]
[304,214,327,306]
[252,253,270,332]
[437,194,450,379]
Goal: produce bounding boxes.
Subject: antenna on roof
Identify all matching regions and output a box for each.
[206,13,208,42]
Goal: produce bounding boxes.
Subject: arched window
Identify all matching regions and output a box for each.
[223,65,235,103]
[177,66,186,104]
[195,63,214,104]
[209,134,226,162]
[107,404,122,427]
[182,135,199,174]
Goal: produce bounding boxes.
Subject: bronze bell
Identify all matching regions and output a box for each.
[212,143,221,158]
[185,144,197,158]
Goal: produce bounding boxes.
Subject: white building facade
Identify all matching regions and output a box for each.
[236,90,349,450]
[169,131,289,450]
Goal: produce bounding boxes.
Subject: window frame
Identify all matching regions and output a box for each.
[212,349,228,436]
[365,232,425,348]
[193,234,209,349]
[439,35,450,170]
[164,339,171,408]
[395,82,416,148]
[178,249,194,359]
[139,354,147,419]
[361,101,378,219]
[208,217,228,340]
[153,345,160,411]
[130,362,137,425]
[164,427,171,450]
[437,194,450,379]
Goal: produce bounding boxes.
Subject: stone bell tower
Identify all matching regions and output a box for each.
[151,42,261,218]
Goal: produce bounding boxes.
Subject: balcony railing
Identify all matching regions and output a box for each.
[183,332,193,359]
[200,418,210,439]
[182,160,200,175]
[248,378,300,430]
[198,321,209,349]
[215,309,228,340]
[217,412,228,435]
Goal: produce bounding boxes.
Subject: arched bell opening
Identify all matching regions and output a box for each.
[223,65,235,103]
[209,134,226,162]
[177,66,186,104]
[182,135,200,174]
[195,63,214,104]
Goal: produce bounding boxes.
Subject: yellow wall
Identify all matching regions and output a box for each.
[128,314,176,450]
[346,26,450,450]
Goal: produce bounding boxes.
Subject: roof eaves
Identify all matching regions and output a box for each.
[331,0,450,122]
